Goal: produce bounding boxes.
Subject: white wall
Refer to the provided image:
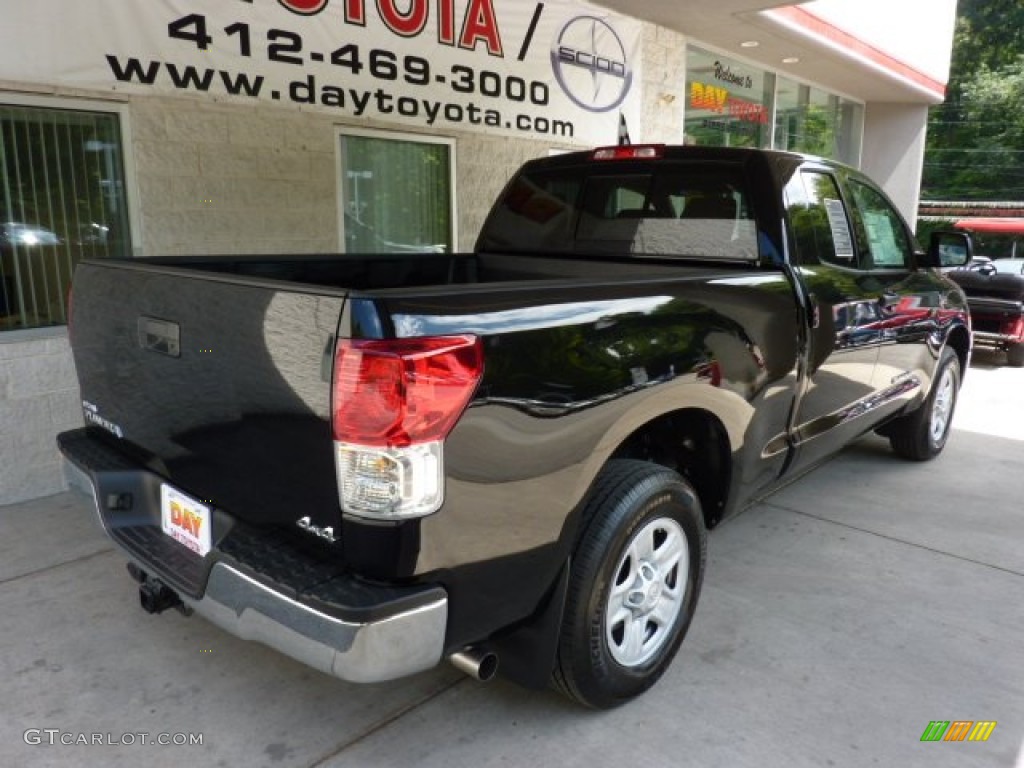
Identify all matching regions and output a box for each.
[861,102,930,227]
[802,0,958,85]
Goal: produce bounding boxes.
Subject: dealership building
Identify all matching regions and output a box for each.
[0,0,957,504]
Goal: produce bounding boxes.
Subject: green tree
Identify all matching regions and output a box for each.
[922,0,1024,200]
[949,0,1024,79]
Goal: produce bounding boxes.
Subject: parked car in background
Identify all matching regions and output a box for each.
[0,222,64,325]
[0,221,60,247]
[979,258,1024,276]
[948,219,1024,366]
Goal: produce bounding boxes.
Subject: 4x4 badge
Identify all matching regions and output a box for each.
[296,516,338,543]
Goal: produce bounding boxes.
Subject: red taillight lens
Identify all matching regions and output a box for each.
[1008,315,1023,339]
[332,335,483,447]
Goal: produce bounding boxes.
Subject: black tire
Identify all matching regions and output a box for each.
[1007,343,1024,368]
[552,460,706,709]
[888,347,960,460]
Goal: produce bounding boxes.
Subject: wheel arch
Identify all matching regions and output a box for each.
[491,401,741,690]
[945,323,971,380]
[606,406,734,530]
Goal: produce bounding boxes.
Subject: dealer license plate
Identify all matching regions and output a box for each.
[160,484,212,557]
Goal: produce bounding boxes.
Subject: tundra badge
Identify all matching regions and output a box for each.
[82,400,124,438]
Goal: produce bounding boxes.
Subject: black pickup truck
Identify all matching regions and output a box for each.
[59,145,972,708]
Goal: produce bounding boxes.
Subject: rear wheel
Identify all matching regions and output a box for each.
[553,460,706,709]
[888,347,960,460]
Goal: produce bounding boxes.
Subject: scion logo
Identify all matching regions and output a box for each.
[278,0,329,15]
[551,15,633,113]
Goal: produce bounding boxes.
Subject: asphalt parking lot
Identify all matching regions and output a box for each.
[2,349,1022,768]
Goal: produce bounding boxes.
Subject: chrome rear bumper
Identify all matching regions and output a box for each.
[58,427,449,685]
[185,562,447,683]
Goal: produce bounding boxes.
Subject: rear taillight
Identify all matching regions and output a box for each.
[1008,315,1023,339]
[332,335,483,520]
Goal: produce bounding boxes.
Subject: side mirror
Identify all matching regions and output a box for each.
[924,231,972,269]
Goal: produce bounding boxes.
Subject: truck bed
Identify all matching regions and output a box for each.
[140,250,737,292]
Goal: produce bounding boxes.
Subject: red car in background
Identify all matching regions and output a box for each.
[947,218,1024,367]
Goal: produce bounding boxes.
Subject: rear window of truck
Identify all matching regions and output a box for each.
[479,162,758,261]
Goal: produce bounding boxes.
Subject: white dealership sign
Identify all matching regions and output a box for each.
[0,0,642,145]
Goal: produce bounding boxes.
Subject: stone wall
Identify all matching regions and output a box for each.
[131,100,342,256]
[0,329,82,505]
[639,25,688,145]
[128,97,570,257]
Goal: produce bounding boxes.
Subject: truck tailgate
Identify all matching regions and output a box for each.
[69,260,346,530]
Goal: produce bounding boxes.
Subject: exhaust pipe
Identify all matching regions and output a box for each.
[449,647,499,682]
[138,578,183,615]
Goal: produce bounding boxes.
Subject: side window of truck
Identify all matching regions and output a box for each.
[784,171,858,268]
[844,179,913,270]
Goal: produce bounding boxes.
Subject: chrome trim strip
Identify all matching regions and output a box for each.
[184,562,448,683]
[973,331,1018,345]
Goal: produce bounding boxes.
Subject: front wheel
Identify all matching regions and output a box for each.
[552,460,706,709]
[887,347,961,460]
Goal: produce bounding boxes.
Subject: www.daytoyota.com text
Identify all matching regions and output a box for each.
[105,12,576,137]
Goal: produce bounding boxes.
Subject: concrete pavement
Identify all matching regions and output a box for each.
[1,350,1022,768]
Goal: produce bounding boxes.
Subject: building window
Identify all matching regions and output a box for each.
[684,46,774,149]
[682,46,864,168]
[1,102,130,331]
[338,130,455,255]
[774,77,863,166]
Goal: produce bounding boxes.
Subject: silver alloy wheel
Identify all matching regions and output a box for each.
[605,516,688,667]
[929,366,956,444]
